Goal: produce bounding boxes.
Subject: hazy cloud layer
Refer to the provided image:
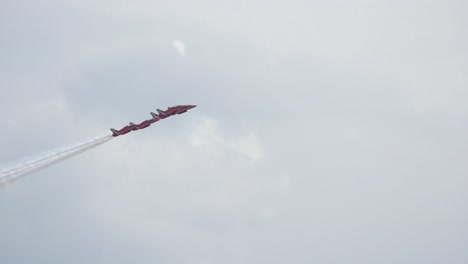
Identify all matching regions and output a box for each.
[1,0,467,263]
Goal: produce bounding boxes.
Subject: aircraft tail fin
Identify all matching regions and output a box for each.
[110,128,120,136]
[150,112,159,119]
[157,109,164,115]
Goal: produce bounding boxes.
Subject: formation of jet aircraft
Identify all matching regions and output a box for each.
[110,105,196,137]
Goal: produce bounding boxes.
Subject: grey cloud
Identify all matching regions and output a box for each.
[1,0,467,263]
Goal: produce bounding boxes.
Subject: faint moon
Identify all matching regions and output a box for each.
[173,40,186,56]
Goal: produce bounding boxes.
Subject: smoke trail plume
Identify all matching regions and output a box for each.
[0,134,113,188]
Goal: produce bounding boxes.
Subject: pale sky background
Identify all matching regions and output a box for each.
[1,0,468,263]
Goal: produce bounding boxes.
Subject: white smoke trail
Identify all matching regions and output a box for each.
[2,135,111,180]
[0,134,113,188]
[1,135,107,175]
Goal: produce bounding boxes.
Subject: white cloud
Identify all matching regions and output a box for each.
[228,133,264,162]
[188,117,265,162]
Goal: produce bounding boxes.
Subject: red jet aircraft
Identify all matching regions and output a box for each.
[174,105,197,114]
[155,106,182,119]
[130,119,154,131]
[111,123,137,137]
[110,105,196,137]
[155,105,196,119]
[150,112,161,121]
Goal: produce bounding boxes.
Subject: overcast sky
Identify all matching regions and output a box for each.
[1,0,468,263]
